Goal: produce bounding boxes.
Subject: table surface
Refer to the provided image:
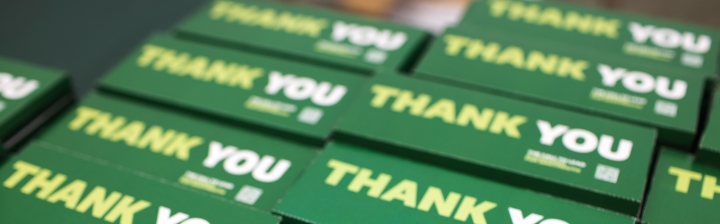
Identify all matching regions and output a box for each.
[2,0,718,97]
[0,0,208,96]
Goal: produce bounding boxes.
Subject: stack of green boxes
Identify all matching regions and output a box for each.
[412,0,720,223]
[415,27,703,148]
[2,0,428,222]
[2,0,720,223]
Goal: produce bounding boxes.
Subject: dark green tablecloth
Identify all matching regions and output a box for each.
[0,0,208,95]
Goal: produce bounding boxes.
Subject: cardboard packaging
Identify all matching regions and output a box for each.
[33,93,318,212]
[274,141,635,223]
[0,142,280,224]
[460,0,720,79]
[99,34,366,146]
[414,27,703,148]
[698,90,720,164]
[175,0,430,74]
[0,57,73,153]
[642,148,720,223]
[334,74,656,216]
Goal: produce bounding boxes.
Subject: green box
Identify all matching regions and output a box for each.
[174,0,429,75]
[33,93,318,212]
[334,74,656,216]
[460,0,720,78]
[415,27,703,148]
[0,142,280,224]
[274,141,635,223]
[0,57,73,152]
[698,90,720,164]
[642,148,720,223]
[99,34,367,146]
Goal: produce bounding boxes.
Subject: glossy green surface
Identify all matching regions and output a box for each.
[175,0,429,74]
[99,34,367,145]
[34,93,318,212]
[643,148,720,224]
[461,0,720,78]
[415,27,703,147]
[0,142,280,224]
[274,141,634,223]
[335,74,656,215]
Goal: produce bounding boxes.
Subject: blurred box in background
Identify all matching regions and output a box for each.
[459,0,720,79]
[175,0,430,74]
[0,57,73,157]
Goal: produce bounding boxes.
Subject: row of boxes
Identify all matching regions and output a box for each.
[2,0,720,223]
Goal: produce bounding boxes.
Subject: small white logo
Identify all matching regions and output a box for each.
[235,185,263,205]
[681,53,704,68]
[298,107,324,125]
[364,49,388,64]
[595,164,620,183]
[655,100,678,117]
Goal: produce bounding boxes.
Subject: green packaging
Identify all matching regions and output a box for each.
[415,27,703,148]
[0,57,73,152]
[0,142,280,223]
[460,0,720,78]
[33,93,317,212]
[174,0,429,74]
[334,74,656,216]
[642,148,720,223]
[698,90,720,164]
[99,34,366,146]
[274,141,634,223]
